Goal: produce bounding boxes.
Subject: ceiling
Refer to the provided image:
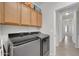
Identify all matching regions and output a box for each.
[36,2,79,21]
[36,2,76,10]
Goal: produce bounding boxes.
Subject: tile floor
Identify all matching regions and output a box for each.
[56,35,79,56]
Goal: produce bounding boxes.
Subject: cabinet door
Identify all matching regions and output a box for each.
[37,12,42,27]
[4,3,20,25]
[21,4,31,25]
[0,3,4,24]
[31,9,38,26]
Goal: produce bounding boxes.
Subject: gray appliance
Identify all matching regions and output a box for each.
[30,32,50,56]
[8,33,40,56]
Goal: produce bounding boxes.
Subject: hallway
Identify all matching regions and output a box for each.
[56,36,79,56]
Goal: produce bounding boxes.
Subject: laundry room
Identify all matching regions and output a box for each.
[0,2,79,56]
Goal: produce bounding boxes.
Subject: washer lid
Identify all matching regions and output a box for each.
[8,33,38,46]
[10,35,37,44]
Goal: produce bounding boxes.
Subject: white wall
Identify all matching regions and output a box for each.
[0,25,2,45]
[39,2,75,56]
[0,25,1,40]
[56,12,60,47]
[56,12,63,47]
[0,25,3,44]
[68,7,79,48]
[72,11,77,45]
[76,10,79,48]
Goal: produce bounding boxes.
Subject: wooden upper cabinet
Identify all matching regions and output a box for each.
[37,12,42,27]
[4,3,20,25]
[0,3,4,24]
[21,4,31,25]
[1,2,42,27]
[31,9,38,26]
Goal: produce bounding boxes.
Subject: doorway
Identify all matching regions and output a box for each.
[55,4,79,55]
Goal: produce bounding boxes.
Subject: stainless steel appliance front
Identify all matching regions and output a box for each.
[13,39,40,56]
